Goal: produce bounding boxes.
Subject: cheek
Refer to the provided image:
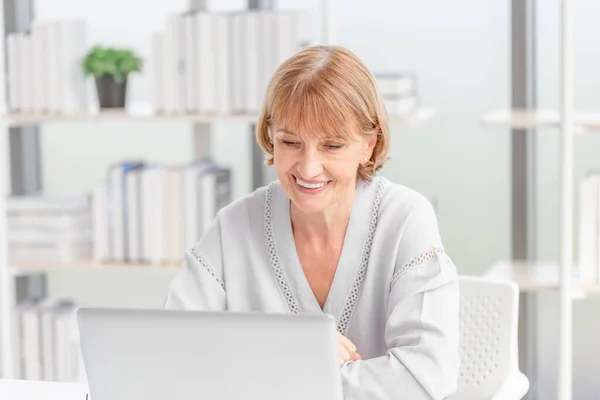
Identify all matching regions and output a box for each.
[273,147,296,170]
[326,155,361,180]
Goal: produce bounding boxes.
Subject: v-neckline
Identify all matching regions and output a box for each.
[271,179,377,321]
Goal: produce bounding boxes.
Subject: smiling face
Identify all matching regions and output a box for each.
[272,125,376,215]
[256,46,391,215]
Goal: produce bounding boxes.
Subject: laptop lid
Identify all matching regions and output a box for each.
[77,308,343,400]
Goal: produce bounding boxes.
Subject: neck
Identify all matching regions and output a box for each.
[290,186,357,248]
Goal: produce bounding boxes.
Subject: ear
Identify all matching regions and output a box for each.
[363,133,377,160]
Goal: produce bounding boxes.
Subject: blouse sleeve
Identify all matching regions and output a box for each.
[340,197,461,399]
[164,216,227,311]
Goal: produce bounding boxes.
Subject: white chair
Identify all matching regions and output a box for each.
[0,379,89,400]
[449,276,530,400]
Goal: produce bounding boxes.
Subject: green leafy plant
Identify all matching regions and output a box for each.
[81,45,143,83]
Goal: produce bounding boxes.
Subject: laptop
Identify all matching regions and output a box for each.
[77,308,343,400]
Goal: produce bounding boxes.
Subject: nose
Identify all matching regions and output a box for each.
[296,148,323,179]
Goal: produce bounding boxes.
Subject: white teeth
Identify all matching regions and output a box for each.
[296,178,326,189]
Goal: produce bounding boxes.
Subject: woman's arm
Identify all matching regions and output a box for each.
[340,198,460,400]
[164,217,227,311]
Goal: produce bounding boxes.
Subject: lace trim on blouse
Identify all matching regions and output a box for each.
[389,247,452,290]
[190,244,226,291]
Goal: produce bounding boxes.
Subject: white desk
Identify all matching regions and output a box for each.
[0,379,89,400]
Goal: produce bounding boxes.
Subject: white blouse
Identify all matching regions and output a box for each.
[165,176,460,399]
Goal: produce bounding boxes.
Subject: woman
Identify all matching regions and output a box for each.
[165,45,460,399]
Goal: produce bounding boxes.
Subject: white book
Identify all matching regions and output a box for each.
[39,300,57,381]
[19,33,34,113]
[92,185,109,263]
[275,12,295,69]
[184,12,197,112]
[47,21,62,114]
[199,171,217,235]
[166,168,184,263]
[242,13,260,113]
[31,23,49,113]
[198,167,231,235]
[183,160,216,248]
[150,32,165,113]
[141,167,169,264]
[58,19,87,115]
[183,166,199,249]
[578,174,600,284]
[196,12,217,113]
[164,14,181,114]
[7,193,90,213]
[6,33,21,112]
[215,14,231,114]
[153,168,169,264]
[258,12,277,104]
[20,302,42,380]
[141,167,158,263]
[230,13,244,112]
[108,166,125,262]
[175,14,187,113]
[14,299,37,380]
[52,302,77,382]
[54,316,68,382]
[126,169,143,263]
[8,213,91,234]
[272,10,313,82]
[107,162,143,262]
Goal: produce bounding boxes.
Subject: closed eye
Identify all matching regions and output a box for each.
[324,143,344,150]
[281,139,300,147]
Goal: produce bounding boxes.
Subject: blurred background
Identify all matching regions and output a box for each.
[1,0,600,399]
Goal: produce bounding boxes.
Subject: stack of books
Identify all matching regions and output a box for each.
[579,171,600,284]
[7,193,93,263]
[14,298,84,383]
[374,73,419,117]
[6,18,87,115]
[150,10,312,115]
[93,158,232,265]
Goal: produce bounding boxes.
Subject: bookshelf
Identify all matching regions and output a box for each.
[0,0,438,382]
[480,1,575,399]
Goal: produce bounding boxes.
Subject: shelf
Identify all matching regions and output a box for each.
[483,260,596,298]
[480,108,600,132]
[0,107,436,126]
[8,259,181,277]
[1,110,260,125]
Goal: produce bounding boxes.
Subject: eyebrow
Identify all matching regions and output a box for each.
[276,128,299,136]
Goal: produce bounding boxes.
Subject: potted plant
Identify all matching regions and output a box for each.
[82,45,143,109]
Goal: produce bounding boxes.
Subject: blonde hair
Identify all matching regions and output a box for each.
[256,45,390,181]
